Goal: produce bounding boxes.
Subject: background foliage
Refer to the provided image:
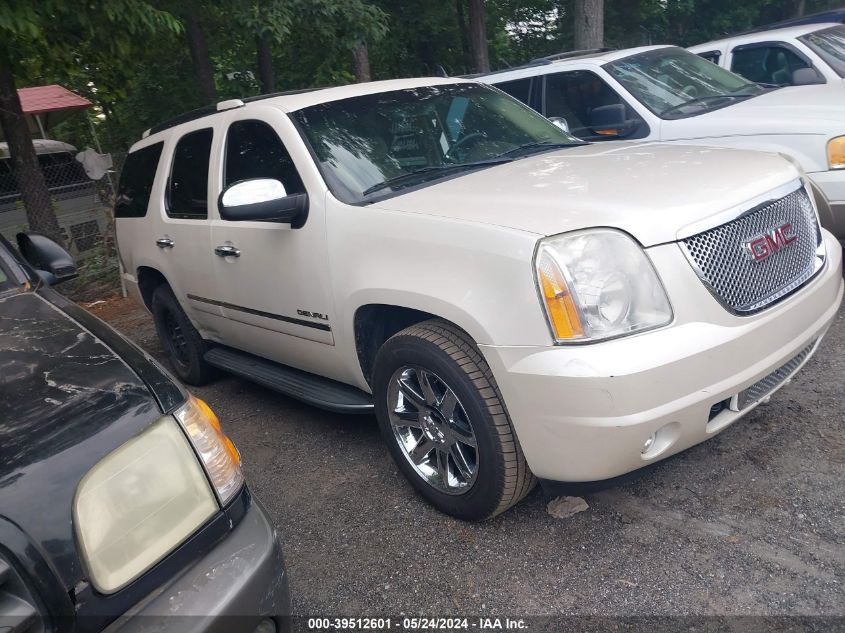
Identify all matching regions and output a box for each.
[5,0,843,157]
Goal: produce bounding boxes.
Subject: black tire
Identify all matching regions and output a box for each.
[150,284,216,385]
[373,319,536,520]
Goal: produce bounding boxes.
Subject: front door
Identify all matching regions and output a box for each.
[541,69,651,141]
[208,108,335,367]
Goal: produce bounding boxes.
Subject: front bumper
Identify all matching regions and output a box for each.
[481,231,843,483]
[807,171,845,239]
[109,499,290,633]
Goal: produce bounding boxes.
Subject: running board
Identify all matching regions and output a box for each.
[204,347,374,414]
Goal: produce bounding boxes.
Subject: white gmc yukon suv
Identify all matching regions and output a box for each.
[115,78,843,520]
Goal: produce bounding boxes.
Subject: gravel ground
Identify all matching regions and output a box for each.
[87,297,845,617]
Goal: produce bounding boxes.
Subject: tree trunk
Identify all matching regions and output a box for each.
[256,33,275,93]
[467,0,490,73]
[456,0,471,71]
[573,0,604,50]
[794,0,806,17]
[0,46,63,244]
[352,42,371,83]
[184,1,216,103]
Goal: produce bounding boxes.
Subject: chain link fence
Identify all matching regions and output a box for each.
[0,137,127,300]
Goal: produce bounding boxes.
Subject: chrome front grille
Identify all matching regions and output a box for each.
[680,186,824,314]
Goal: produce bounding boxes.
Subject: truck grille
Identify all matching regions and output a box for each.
[680,186,824,314]
[0,555,40,633]
[733,339,817,410]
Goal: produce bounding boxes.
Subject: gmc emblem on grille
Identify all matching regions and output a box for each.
[744,222,798,262]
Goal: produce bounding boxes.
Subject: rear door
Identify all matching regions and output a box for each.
[151,126,222,336]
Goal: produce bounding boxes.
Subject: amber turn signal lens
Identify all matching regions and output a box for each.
[828,136,845,169]
[538,255,584,340]
[175,395,244,504]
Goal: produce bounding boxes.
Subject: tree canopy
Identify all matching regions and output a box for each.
[2,0,841,161]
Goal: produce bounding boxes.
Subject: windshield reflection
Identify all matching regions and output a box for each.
[605,48,768,119]
[800,25,845,78]
[292,84,580,203]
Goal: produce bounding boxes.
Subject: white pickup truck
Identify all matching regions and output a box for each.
[479,46,845,239]
[115,77,843,520]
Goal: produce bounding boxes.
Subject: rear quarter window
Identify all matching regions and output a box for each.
[115,142,164,218]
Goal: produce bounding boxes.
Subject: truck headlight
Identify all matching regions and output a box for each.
[828,136,845,169]
[535,229,672,343]
[174,395,244,505]
[74,396,243,593]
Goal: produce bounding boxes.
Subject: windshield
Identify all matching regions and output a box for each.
[291,83,580,203]
[605,47,768,119]
[799,25,845,78]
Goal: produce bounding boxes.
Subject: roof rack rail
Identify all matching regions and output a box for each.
[530,47,615,63]
[242,87,324,103]
[145,87,324,137]
[459,58,554,79]
[147,105,219,136]
[462,47,616,79]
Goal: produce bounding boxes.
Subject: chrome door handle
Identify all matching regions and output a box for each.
[156,238,174,249]
[214,245,241,258]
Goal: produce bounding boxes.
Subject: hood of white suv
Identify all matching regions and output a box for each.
[666,84,845,136]
[371,142,799,247]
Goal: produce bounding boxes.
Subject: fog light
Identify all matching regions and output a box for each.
[254,619,276,633]
[640,422,681,460]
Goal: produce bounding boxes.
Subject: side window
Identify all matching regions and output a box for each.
[224,120,304,195]
[730,45,811,85]
[698,51,721,65]
[115,142,164,218]
[496,78,532,105]
[543,70,646,140]
[168,128,212,219]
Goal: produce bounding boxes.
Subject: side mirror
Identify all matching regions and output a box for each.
[791,67,824,86]
[588,104,634,138]
[16,232,78,285]
[218,178,308,227]
[549,116,570,134]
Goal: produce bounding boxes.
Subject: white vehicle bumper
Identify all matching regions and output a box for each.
[480,231,843,483]
[807,170,845,239]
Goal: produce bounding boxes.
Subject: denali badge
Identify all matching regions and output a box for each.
[744,222,797,262]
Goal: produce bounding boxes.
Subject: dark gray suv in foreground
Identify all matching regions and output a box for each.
[0,233,289,632]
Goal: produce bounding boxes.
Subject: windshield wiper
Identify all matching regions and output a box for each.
[491,140,586,159]
[361,157,514,197]
[661,93,758,118]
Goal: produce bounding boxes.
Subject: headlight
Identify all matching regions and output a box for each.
[535,229,672,343]
[828,136,845,169]
[74,396,243,593]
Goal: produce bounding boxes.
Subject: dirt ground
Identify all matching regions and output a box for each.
[87,295,845,617]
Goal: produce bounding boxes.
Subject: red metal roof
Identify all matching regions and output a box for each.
[18,85,91,115]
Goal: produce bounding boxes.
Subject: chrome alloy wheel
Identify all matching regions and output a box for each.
[387,366,479,495]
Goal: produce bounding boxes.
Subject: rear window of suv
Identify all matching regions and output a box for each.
[115,142,164,218]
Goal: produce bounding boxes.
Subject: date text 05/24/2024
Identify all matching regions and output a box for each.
[307,618,528,631]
